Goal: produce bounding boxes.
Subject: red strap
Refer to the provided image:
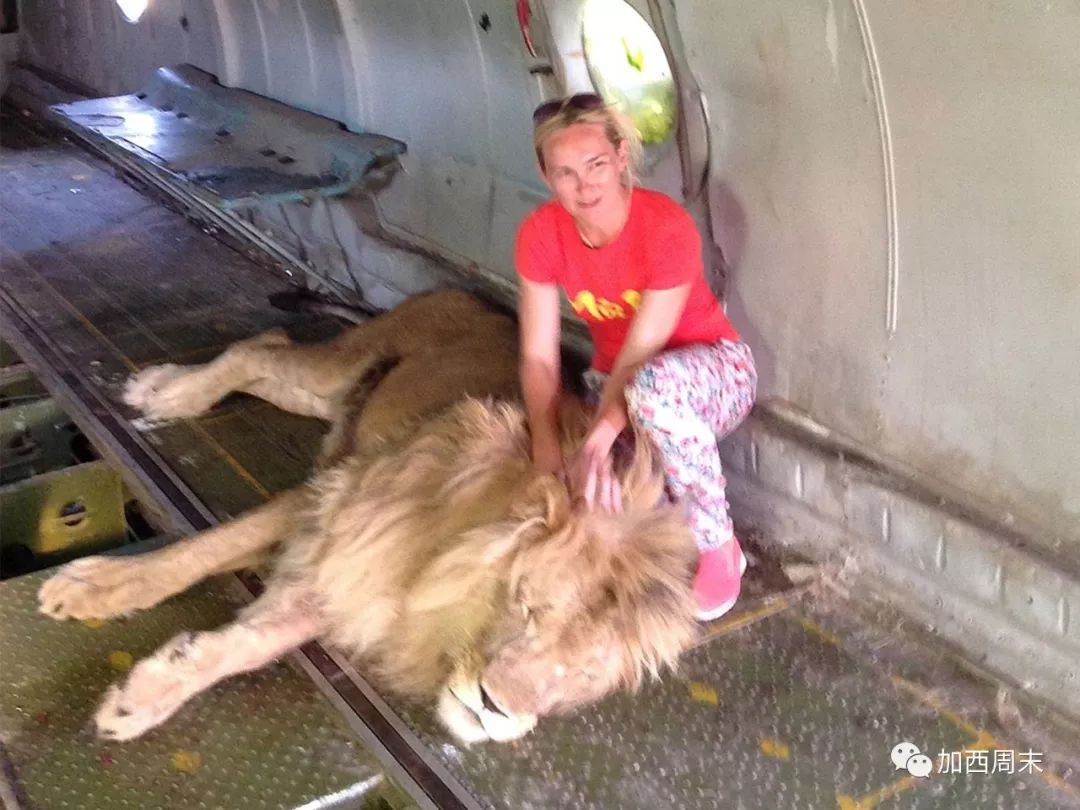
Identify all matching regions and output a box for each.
[517,0,537,57]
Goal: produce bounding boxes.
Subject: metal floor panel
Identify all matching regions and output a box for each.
[0,569,417,810]
[2,106,1079,809]
[49,66,405,211]
[376,605,1078,810]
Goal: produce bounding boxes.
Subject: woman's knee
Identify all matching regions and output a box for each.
[625,363,704,433]
[624,364,669,422]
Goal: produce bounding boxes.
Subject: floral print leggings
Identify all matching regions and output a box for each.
[585,339,757,552]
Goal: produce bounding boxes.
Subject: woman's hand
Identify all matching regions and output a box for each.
[567,421,623,513]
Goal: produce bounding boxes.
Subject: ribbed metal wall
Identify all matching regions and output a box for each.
[677,0,1080,548]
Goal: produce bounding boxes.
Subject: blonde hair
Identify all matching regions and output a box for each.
[533,99,644,185]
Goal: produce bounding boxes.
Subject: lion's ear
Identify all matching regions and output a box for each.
[511,473,571,530]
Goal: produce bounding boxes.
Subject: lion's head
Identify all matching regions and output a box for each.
[311,398,700,744]
[432,443,700,743]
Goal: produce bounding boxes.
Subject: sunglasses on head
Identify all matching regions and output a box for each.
[531,93,606,126]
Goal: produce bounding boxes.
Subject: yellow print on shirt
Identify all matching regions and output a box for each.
[570,289,642,321]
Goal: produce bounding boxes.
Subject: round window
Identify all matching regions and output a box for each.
[582,0,677,146]
[116,0,149,23]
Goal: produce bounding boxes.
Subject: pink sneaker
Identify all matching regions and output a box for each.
[693,540,748,621]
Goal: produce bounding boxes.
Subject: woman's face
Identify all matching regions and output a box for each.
[540,122,628,224]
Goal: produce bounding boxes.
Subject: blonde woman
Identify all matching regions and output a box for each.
[515,94,757,620]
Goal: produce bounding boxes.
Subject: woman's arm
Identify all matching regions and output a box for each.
[518,277,565,475]
[571,284,692,509]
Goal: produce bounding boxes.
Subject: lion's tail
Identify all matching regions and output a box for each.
[268,287,380,324]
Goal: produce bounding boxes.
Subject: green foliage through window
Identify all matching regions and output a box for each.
[583,0,677,145]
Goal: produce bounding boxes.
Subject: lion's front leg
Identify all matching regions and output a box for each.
[95,584,320,741]
[39,489,305,621]
[123,329,291,421]
[38,552,183,621]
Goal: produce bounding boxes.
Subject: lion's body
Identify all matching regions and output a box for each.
[285,398,550,697]
[39,289,698,743]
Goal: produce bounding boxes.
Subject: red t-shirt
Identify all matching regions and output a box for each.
[515,187,739,372]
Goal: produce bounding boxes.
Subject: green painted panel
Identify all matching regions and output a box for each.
[0,461,125,560]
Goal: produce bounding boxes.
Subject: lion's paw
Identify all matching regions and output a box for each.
[38,556,162,621]
[123,364,210,420]
[123,364,186,411]
[95,636,197,741]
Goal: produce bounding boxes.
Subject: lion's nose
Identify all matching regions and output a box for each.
[478,683,508,717]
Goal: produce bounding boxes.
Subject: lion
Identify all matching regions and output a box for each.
[37,289,699,743]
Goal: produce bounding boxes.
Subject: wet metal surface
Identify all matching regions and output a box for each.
[49,65,405,210]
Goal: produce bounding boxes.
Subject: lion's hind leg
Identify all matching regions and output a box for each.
[124,329,293,421]
[94,582,320,741]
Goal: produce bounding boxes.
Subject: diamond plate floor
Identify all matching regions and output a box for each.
[2,105,1079,809]
[0,570,417,810]
[380,602,1080,809]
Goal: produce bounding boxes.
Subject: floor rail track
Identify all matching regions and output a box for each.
[0,289,481,810]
